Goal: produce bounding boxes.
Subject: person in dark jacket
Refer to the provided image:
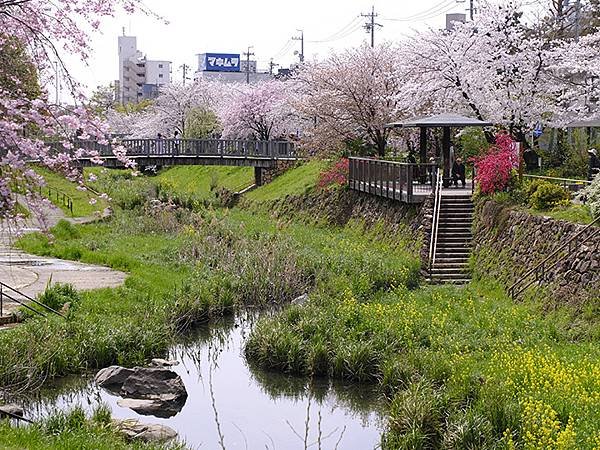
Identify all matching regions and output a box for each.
[588,149,600,181]
[452,157,466,188]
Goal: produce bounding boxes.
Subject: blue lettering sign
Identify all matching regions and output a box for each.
[202,53,241,72]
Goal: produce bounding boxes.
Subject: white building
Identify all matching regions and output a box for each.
[117,35,171,104]
[193,52,271,84]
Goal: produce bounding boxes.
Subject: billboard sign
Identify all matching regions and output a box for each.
[201,53,241,72]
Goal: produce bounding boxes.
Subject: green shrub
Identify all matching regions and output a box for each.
[51,220,80,240]
[36,283,81,312]
[528,181,571,210]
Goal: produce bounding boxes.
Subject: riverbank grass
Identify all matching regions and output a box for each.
[0,406,178,449]
[246,281,600,449]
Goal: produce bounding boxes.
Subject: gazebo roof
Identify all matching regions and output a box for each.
[566,117,600,128]
[386,113,493,128]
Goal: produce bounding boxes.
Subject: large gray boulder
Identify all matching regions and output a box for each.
[121,367,187,401]
[95,365,187,418]
[113,418,177,442]
[95,366,135,391]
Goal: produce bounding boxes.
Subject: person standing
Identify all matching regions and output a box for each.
[588,149,600,181]
[452,157,466,188]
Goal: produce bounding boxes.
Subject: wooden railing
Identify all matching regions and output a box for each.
[348,157,437,203]
[49,139,297,160]
[508,215,600,299]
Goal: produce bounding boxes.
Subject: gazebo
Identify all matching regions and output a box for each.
[386,113,492,187]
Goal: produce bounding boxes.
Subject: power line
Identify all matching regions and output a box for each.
[307,16,363,43]
[382,0,457,22]
[270,39,293,60]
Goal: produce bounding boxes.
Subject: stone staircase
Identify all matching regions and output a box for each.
[428,195,473,284]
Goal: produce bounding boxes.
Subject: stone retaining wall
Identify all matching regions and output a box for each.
[255,160,297,186]
[472,200,599,306]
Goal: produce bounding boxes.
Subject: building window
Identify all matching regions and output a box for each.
[158,74,163,78]
[158,64,163,68]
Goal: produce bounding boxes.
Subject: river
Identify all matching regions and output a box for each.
[24,313,386,449]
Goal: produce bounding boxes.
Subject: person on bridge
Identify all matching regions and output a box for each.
[452,157,466,188]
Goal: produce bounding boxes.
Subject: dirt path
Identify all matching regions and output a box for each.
[0,199,126,316]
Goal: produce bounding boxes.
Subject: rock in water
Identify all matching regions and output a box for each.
[150,358,179,367]
[95,366,135,392]
[117,396,185,419]
[113,418,177,442]
[121,367,187,401]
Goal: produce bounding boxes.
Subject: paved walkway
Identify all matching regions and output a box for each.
[0,199,126,317]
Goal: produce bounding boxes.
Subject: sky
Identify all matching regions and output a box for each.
[60,0,482,98]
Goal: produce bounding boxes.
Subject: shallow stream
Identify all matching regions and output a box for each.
[25,314,385,449]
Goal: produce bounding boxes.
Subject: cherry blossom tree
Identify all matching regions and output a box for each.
[403,1,600,146]
[106,82,222,138]
[295,43,412,157]
[216,79,301,141]
[0,0,149,220]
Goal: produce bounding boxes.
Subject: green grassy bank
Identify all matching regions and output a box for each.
[3,163,598,449]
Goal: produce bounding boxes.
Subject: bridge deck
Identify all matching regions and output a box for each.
[66,138,298,169]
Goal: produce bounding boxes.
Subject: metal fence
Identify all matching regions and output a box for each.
[348,157,438,203]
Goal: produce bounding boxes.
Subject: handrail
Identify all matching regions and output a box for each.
[39,185,74,215]
[51,138,298,160]
[508,215,600,299]
[349,156,437,167]
[428,168,443,271]
[0,282,66,318]
[523,174,591,185]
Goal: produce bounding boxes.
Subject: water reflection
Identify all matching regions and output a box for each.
[23,314,385,449]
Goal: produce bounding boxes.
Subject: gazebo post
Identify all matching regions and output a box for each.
[419,127,427,183]
[442,126,451,188]
[419,127,427,164]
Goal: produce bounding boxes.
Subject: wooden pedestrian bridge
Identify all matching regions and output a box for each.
[65,138,298,169]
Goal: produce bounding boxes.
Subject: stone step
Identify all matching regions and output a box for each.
[438,230,472,236]
[431,261,468,273]
[427,278,471,285]
[433,257,470,263]
[441,200,474,206]
[436,236,472,242]
[438,224,472,231]
[439,212,473,218]
[429,272,470,279]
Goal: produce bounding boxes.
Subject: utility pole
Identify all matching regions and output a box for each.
[361,6,382,48]
[180,63,190,86]
[469,0,474,21]
[292,29,304,63]
[244,46,254,84]
[269,59,279,76]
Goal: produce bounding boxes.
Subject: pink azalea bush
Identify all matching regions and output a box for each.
[318,158,349,189]
[473,133,519,195]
